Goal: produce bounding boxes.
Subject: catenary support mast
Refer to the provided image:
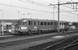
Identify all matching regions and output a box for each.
[49,1,78,32]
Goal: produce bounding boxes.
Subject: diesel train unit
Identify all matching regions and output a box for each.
[9,18,74,35]
[1,18,77,35]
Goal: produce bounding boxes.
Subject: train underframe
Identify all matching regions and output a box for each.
[12,28,69,35]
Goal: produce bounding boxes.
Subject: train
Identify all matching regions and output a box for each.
[6,18,76,35]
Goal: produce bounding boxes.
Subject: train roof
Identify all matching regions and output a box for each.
[20,18,56,21]
[19,18,70,23]
[0,18,71,23]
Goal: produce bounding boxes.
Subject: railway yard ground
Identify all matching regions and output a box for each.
[1,0,78,50]
[0,30,78,50]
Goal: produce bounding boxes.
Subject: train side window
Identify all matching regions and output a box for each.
[46,22,48,25]
[40,22,42,25]
[60,22,61,25]
[44,22,46,25]
[45,22,47,25]
[48,22,50,25]
[34,21,36,25]
[50,22,52,25]
[63,23,65,25]
[51,22,53,25]
[38,21,40,25]
[64,22,65,24]
[29,21,32,25]
[55,22,58,25]
[40,22,43,25]
[47,22,49,25]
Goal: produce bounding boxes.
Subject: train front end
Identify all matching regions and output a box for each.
[17,19,29,34]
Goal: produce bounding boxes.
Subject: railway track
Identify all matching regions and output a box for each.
[0,29,77,40]
[24,31,78,50]
[43,35,78,50]
[0,30,78,50]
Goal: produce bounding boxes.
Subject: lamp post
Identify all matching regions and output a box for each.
[0,9,4,36]
[1,22,4,36]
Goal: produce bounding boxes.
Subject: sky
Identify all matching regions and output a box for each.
[0,0,78,22]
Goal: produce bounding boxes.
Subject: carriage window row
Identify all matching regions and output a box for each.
[60,22,68,25]
[40,22,54,25]
[28,21,58,25]
[22,21,68,25]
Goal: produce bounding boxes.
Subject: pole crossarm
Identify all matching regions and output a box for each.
[50,2,78,5]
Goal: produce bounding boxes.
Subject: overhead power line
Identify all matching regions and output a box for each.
[0,1,77,18]
[49,0,78,32]
[18,0,78,16]
[0,2,76,15]
[52,2,78,5]
[18,0,48,8]
[58,0,78,12]
[0,3,51,13]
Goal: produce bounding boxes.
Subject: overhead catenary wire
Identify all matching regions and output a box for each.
[49,0,78,22]
[0,2,76,15]
[18,0,78,16]
[0,1,78,20]
[58,0,78,12]
[18,0,48,8]
[18,0,78,22]
[0,3,51,13]
[49,5,78,16]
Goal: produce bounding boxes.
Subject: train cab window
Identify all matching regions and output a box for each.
[49,22,51,25]
[22,22,27,25]
[47,22,49,25]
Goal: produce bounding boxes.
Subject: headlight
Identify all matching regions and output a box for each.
[21,27,28,29]
[8,29,12,32]
[34,26,37,29]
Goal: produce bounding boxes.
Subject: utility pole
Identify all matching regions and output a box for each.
[57,0,60,33]
[48,0,60,33]
[49,1,78,33]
